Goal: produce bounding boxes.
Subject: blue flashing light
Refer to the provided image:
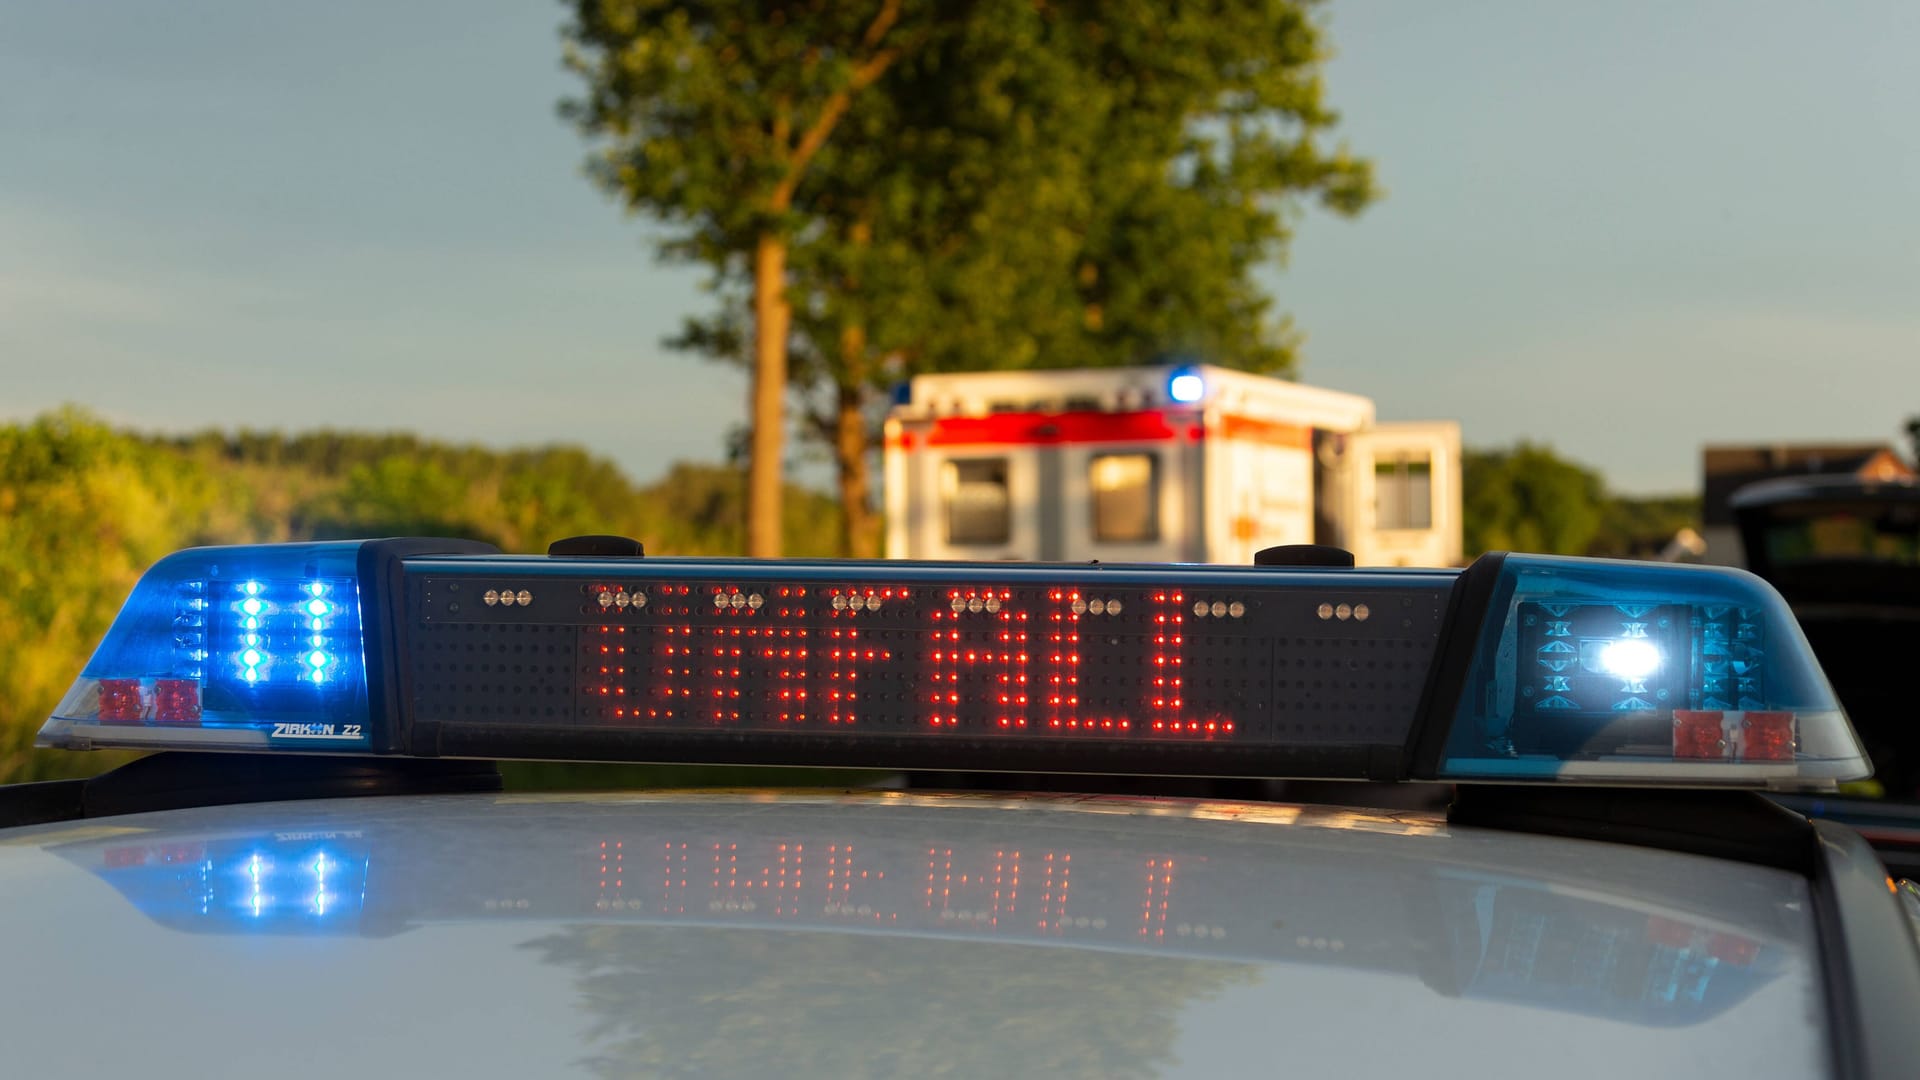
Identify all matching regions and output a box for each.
[1599,639,1660,680]
[1437,555,1867,785]
[40,542,373,751]
[1168,369,1206,404]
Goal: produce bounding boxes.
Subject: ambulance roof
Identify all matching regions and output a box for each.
[895,365,1375,431]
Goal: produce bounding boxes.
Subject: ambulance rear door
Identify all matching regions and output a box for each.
[893,417,1045,561]
[1054,418,1202,563]
[1351,421,1463,567]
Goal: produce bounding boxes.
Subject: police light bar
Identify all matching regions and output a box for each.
[37,539,1870,790]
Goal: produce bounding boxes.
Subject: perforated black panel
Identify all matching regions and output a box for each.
[410,621,578,725]
[407,572,1448,753]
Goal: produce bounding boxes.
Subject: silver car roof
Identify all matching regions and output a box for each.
[0,790,1829,1078]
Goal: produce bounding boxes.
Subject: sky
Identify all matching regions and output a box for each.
[2,0,1915,495]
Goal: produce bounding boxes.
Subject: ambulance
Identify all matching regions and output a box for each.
[882,364,1462,567]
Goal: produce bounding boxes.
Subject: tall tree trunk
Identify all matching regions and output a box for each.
[747,233,791,557]
[834,322,878,558]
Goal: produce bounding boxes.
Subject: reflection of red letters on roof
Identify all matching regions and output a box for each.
[1706,932,1761,966]
[1218,415,1312,449]
[926,411,1178,447]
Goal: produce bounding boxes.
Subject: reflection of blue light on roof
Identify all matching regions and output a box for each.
[312,854,332,915]
[1428,874,1779,1027]
[92,837,370,933]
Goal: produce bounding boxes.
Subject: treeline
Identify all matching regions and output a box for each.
[1463,443,1699,558]
[0,409,838,783]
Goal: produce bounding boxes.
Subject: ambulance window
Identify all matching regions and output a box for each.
[943,459,1011,545]
[1375,454,1433,530]
[1091,453,1160,543]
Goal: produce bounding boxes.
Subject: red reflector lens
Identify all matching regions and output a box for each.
[1672,710,1724,759]
[153,679,201,723]
[1742,711,1794,761]
[98,678,144,722]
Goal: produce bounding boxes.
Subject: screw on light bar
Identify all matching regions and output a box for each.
[39,541,1871,790]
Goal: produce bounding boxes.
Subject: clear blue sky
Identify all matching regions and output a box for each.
[3,0,1914,495]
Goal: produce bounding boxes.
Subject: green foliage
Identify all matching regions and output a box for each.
[523,925,1256,1077]
[1588,493,1701,559]
[566,1,1378,553]
[0,410,837,783]
[561,0,925,249]
[160,430,840,558]
[632,461,841,557]
[1463,442,1700,559]
[1462,443,1607,556]
[680,0,1376,380]
[0,411,238,781]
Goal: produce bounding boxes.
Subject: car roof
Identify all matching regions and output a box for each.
[0,789,1830,1079]
[1732,473,1920,509]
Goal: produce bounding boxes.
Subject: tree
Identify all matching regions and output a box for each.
[666,2,1099,554]
[562,0,931,557]
[1461,443,1608,557]
[1465,442,1712,559]
[661,1,1376,555]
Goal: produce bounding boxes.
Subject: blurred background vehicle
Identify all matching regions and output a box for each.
[1734,474,1920,797]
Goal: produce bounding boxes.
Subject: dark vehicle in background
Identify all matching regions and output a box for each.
[1736,475,1920,874]
[1735,475,1920,794]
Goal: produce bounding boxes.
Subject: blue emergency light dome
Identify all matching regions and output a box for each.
[1430,555,1861,785]
[45,542,374,750]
